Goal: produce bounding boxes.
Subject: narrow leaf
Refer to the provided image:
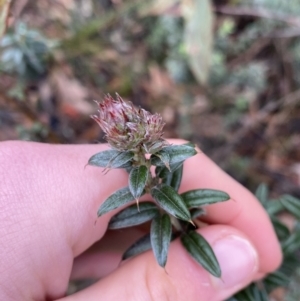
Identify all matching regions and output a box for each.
[97,187,134,216]
[255,183,269,206]
[280,194,300,220]
[122,234,151,260]
[129,165,148,200]
[265,199,284,215]
[264,270,289,291]
[235,283,269,301]
[88,150,134,169]
[155,162,183,179]
[181,189,230,208]
[190,208,205,219]
[282,231,300,256]
[181,231,221,277]
[271,216,290,241]
[162,164,183,191]
[151,144,197,167]
[150,214,172,268]
[108,202,159,229]
[151,184,191,222]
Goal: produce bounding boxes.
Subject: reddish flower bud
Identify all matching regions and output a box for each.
[92,94,167,152]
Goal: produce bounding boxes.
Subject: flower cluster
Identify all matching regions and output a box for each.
[92,94,166,153]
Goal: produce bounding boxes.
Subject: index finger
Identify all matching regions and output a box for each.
[180,145,282,274]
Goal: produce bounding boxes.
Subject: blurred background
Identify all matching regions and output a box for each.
[1,0,300,298]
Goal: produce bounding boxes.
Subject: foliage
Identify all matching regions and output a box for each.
[0,22,57,80]
[88,95,230,276]
[226,183,300,301]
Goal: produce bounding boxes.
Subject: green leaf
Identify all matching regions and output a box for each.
[122,234,151,260]
[271,216,290,241]
[280,194,300,220]
[181,231,221,277]
[151,144,197,167]
[255,183,269,206]
[128,165,148,200]
[108,202,159,229]
[88,150,134,169]
[279,253,300,276]
[162,164,183,192]
[150,214,172,268]
[190,208,205,219]
[282,231,300,256]
[264,270,289,292]
[265,199,284,216]
[97,187,134,217]
[151,184,191,222]
[182,0,213,85]
[181,189,230,208]
[233,283,267,301]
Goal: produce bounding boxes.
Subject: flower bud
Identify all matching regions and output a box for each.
[92,94,167,152]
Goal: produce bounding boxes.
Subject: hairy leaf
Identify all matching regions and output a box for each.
[181,231,221,277]
[129,165,148,200]
[151,184,191,222]
[150,214,172,267]
[181,189,230,208]
[97,187,134,216]
[122,234,151,260]
[88,150,134,169]
[108,202,159,229]
[162,163,183,191]
[151,144,197,167]
[280,194,300,220]
[155,162,183,178]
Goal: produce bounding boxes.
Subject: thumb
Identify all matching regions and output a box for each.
[59,225,259,301]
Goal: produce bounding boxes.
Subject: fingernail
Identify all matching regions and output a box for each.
[212,235,258,289]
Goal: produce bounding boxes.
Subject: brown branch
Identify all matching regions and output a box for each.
[214,6,300,27]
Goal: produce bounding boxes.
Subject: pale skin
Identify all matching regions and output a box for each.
[0,140,282,301]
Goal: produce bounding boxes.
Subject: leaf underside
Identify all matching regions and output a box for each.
[122,233,152,260]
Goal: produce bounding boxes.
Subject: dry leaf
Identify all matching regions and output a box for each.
[50,70,94,116]
[181,0,214,85]
[0,0,11,38]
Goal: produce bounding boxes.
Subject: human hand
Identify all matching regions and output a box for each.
[0,140,282,301]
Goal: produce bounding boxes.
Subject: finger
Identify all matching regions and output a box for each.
[180,148,282,273]
[59,225,259,301]
[71,228,146,280]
